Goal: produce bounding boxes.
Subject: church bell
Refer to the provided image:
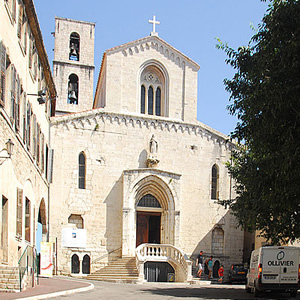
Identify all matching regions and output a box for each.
[68,90,77,103]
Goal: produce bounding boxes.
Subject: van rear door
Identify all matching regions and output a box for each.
[262,247,298,285]
[261,248,281,284]
[278,248,298,285]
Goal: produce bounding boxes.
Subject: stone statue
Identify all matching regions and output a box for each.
[148,135,159,167]
[150,134,158,154]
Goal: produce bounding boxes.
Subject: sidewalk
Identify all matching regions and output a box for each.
[0,276,94,300]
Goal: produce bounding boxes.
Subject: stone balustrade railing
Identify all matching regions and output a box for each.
[135,243,192,282]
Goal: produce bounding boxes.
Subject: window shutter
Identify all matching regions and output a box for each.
[12,0,16,22]
[10,64,16,124]
[36,123,40,166]
[48,149,54,183]
[0,41,6,107]
[17,4,23,39]
[22,94,26,142]
[16,188,23,237]
[41,133,44,173]
[15,75,20,131]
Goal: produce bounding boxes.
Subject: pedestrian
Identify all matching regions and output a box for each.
[205,256,213,279]
[218,265,224,283]
[196,250,204,278]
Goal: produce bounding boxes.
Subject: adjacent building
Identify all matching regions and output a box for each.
[0,0,56,289]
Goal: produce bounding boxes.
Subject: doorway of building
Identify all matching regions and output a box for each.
[136,212,161,247]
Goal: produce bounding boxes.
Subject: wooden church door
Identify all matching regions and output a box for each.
[136,212,161,247]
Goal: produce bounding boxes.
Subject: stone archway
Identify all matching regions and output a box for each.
[122,169,181,257]
[38,198,47,234]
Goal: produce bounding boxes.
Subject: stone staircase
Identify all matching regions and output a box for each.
[86,257,139,283]
[0,265,20,292]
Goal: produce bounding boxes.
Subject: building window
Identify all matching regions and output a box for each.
[17,2,27,53]
[0,41,7,107]
[212,227,224,255]
[4,0,16,23]
[69,32,80,61]
[71,254,80,274]
[140,65,167,116]
[16,188,23,238]
[82,254,90,274]
[211,164,219,200]
[137,194,161,208]
[78,152,86,189]
[25,197,31,242]
[68,214,84,229]
[141,85,145,114]
[68,74,78,104]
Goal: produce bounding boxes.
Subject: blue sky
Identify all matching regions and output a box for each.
[34,0,269,135]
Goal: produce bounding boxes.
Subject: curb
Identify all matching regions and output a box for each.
[18,282,94,300]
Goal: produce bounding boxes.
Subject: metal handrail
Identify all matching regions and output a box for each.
[91,247,122,264]
[18,245,38,292]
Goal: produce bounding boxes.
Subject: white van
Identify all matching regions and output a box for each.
[246,246,300,297]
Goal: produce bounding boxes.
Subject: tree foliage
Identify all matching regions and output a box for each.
[219,0,300,244]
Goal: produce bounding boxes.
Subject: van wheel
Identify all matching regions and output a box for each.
[253,286,260,297]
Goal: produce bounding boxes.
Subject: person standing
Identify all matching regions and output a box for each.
[205,256,213,279]
[196,251,204,278]
[218,265,224,283]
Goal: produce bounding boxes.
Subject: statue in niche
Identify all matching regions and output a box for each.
[150,134,158,154]
[147,134,159,167]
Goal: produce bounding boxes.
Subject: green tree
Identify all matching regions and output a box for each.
[219,0,300,244]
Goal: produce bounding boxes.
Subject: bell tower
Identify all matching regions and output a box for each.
[53,17,95,115]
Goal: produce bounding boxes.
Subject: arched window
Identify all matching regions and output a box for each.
[211,164,219,200]
[68,214,84,229]
[212,227,224,255]
[141,85,145,114]
[137,194,161,208]
[71,254,80,274]
[78,152,86,189]
[140,65,166,116]
[155,87,161,116]
[82,254,90,274]
[69,32,80,61]
[148,86,153,115]
[68,74,78,104]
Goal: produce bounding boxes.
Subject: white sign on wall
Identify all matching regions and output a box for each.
[61,227,86,248]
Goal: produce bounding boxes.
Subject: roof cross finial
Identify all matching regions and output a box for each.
[149,15,160,36]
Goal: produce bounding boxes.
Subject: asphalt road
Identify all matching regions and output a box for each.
[53,281,299,300]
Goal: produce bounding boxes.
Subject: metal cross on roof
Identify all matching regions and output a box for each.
[149,15,160,36]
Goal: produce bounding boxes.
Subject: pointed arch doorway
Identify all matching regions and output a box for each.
[136,194,162,246]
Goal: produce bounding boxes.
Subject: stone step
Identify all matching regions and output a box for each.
[87,257,139,282]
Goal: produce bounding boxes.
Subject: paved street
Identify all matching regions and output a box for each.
[53,281,299,300]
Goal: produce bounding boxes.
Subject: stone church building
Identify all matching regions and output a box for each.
[49,17,244,281]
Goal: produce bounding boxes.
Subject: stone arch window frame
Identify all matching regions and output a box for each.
[136,193,163,213]
[138,60,169,117]
[69,32,80,61]
[68,213,84,229]
[78,152,86,189]
[67,73,79,105]
[71,253,80,274]
[211,164,219,200]
[211,225,224,255]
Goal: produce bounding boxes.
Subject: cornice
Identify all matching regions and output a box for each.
[51,109,235,148]
[106,35,200,71]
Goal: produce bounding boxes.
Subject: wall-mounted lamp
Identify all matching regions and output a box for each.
[0,139,14,162]
[28,88,47,105]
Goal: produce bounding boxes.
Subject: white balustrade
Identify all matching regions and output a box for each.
[135,243,192,282]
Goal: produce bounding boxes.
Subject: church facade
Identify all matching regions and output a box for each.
[49,17,244,280]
